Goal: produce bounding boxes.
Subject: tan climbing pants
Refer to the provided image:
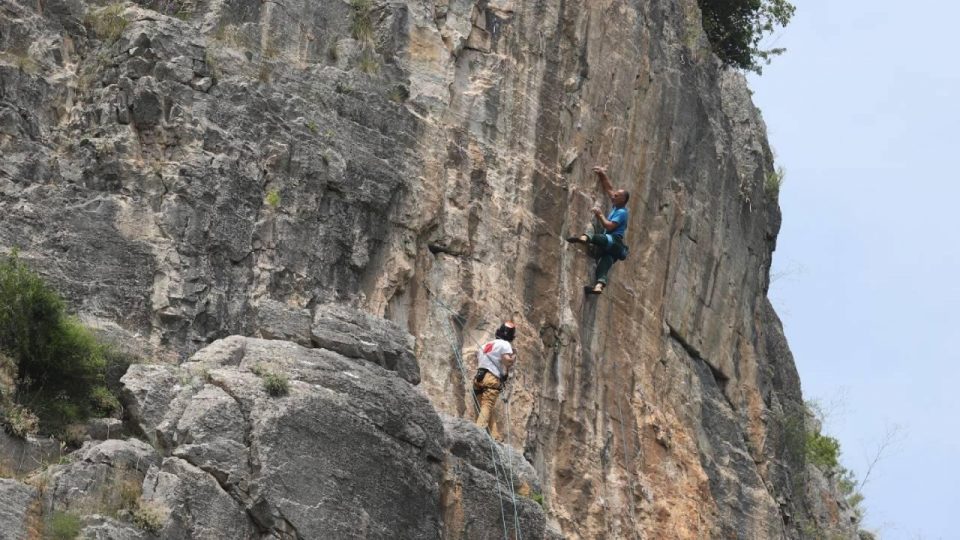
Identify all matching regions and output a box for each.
[474,371,502,439]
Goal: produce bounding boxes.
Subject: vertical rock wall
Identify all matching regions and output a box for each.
[0,0,858,537]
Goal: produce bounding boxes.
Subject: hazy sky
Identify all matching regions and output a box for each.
[747,1,959,538]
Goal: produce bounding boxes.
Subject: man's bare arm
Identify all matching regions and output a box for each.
[592,207,618,231]
[593,165,615,197]
[501,353,516,374]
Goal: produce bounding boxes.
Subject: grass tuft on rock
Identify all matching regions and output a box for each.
[46,511,82,540]
[84,4,129,43]
[262,372,289,397]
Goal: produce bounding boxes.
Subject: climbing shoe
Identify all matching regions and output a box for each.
[566,234,589,244]
[586,282,605,295]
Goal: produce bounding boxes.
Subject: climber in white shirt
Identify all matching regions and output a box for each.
[473,321,516,440]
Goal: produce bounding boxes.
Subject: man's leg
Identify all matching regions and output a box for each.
[488,402,501,440]
[587,233,609,247]
[586,234,616,288]
[595,253,615,285]
[475,373,501,433]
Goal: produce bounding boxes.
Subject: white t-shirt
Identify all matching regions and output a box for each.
[476,339,514,379]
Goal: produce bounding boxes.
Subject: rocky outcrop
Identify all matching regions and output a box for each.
[0,431,61,478]
[0,478,37,538]
[118,334,447,538]
[442,415,548,539]
[43,438,159,517]
[59,328,538,538]
[0,0,858,537]
[21,323,543,538]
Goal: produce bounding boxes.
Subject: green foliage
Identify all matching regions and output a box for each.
[118,479,141,512]
[306,120,319,134]
[530,492,544,507]
[358,51,379,74]
[1,403,39,438]
[836,467,866,521]
[765,166,785,197]
[0,253,115,433]
[351,0,380,75]
[805,431,840,470]
[262,372,289,397]
[89,385,121,416]
[697,0,795,73]
[350,0,375,43]
[47,511,82,540]
[265,189,281,208]
[84,4,129,43]
[132,501,167,533]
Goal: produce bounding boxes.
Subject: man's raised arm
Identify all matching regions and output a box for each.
[592,165,615,197]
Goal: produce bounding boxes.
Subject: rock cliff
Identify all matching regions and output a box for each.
[0,0,861,538]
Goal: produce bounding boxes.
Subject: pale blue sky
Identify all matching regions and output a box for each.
[747,1,959,538]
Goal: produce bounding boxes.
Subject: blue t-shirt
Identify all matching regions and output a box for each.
[608,207,629,238]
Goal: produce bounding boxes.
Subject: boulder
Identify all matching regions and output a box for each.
[43,439,160,517]
[121,336,445,538]
[311,304,421,384]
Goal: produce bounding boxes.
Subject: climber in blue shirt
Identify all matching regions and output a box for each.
[566,165,630,294]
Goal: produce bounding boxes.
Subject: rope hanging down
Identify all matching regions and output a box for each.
[429,293,524,540]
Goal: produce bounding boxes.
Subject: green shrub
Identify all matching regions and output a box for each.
[350,0,374,43]
[765,166,785,197]
[84,4,129,43]
[262,372,289,397]
[47,511,82,540]
[530,492,544,507]
[265,189,281,208]
[132,501,167,533]
[358,50,379,74]
[697,0,795,73]
[1,403,38,438]
[0,253,113,432]
[805,431,840,470]
[90,385,121,416]
[837,467,865,521]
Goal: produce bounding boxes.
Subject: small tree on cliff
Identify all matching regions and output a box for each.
[697,0,796,73]
[0,252,118,435]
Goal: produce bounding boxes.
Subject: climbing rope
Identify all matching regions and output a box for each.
[430,293,524,540]
[502,382,523,540]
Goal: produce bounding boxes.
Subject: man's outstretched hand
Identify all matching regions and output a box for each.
[592,165,608,175]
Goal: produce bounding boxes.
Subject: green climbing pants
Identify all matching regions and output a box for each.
[588,233,624,285]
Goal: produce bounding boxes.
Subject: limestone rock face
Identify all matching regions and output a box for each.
[1,0,857,537]
[0,478,37,539]
[441,415,549,540]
